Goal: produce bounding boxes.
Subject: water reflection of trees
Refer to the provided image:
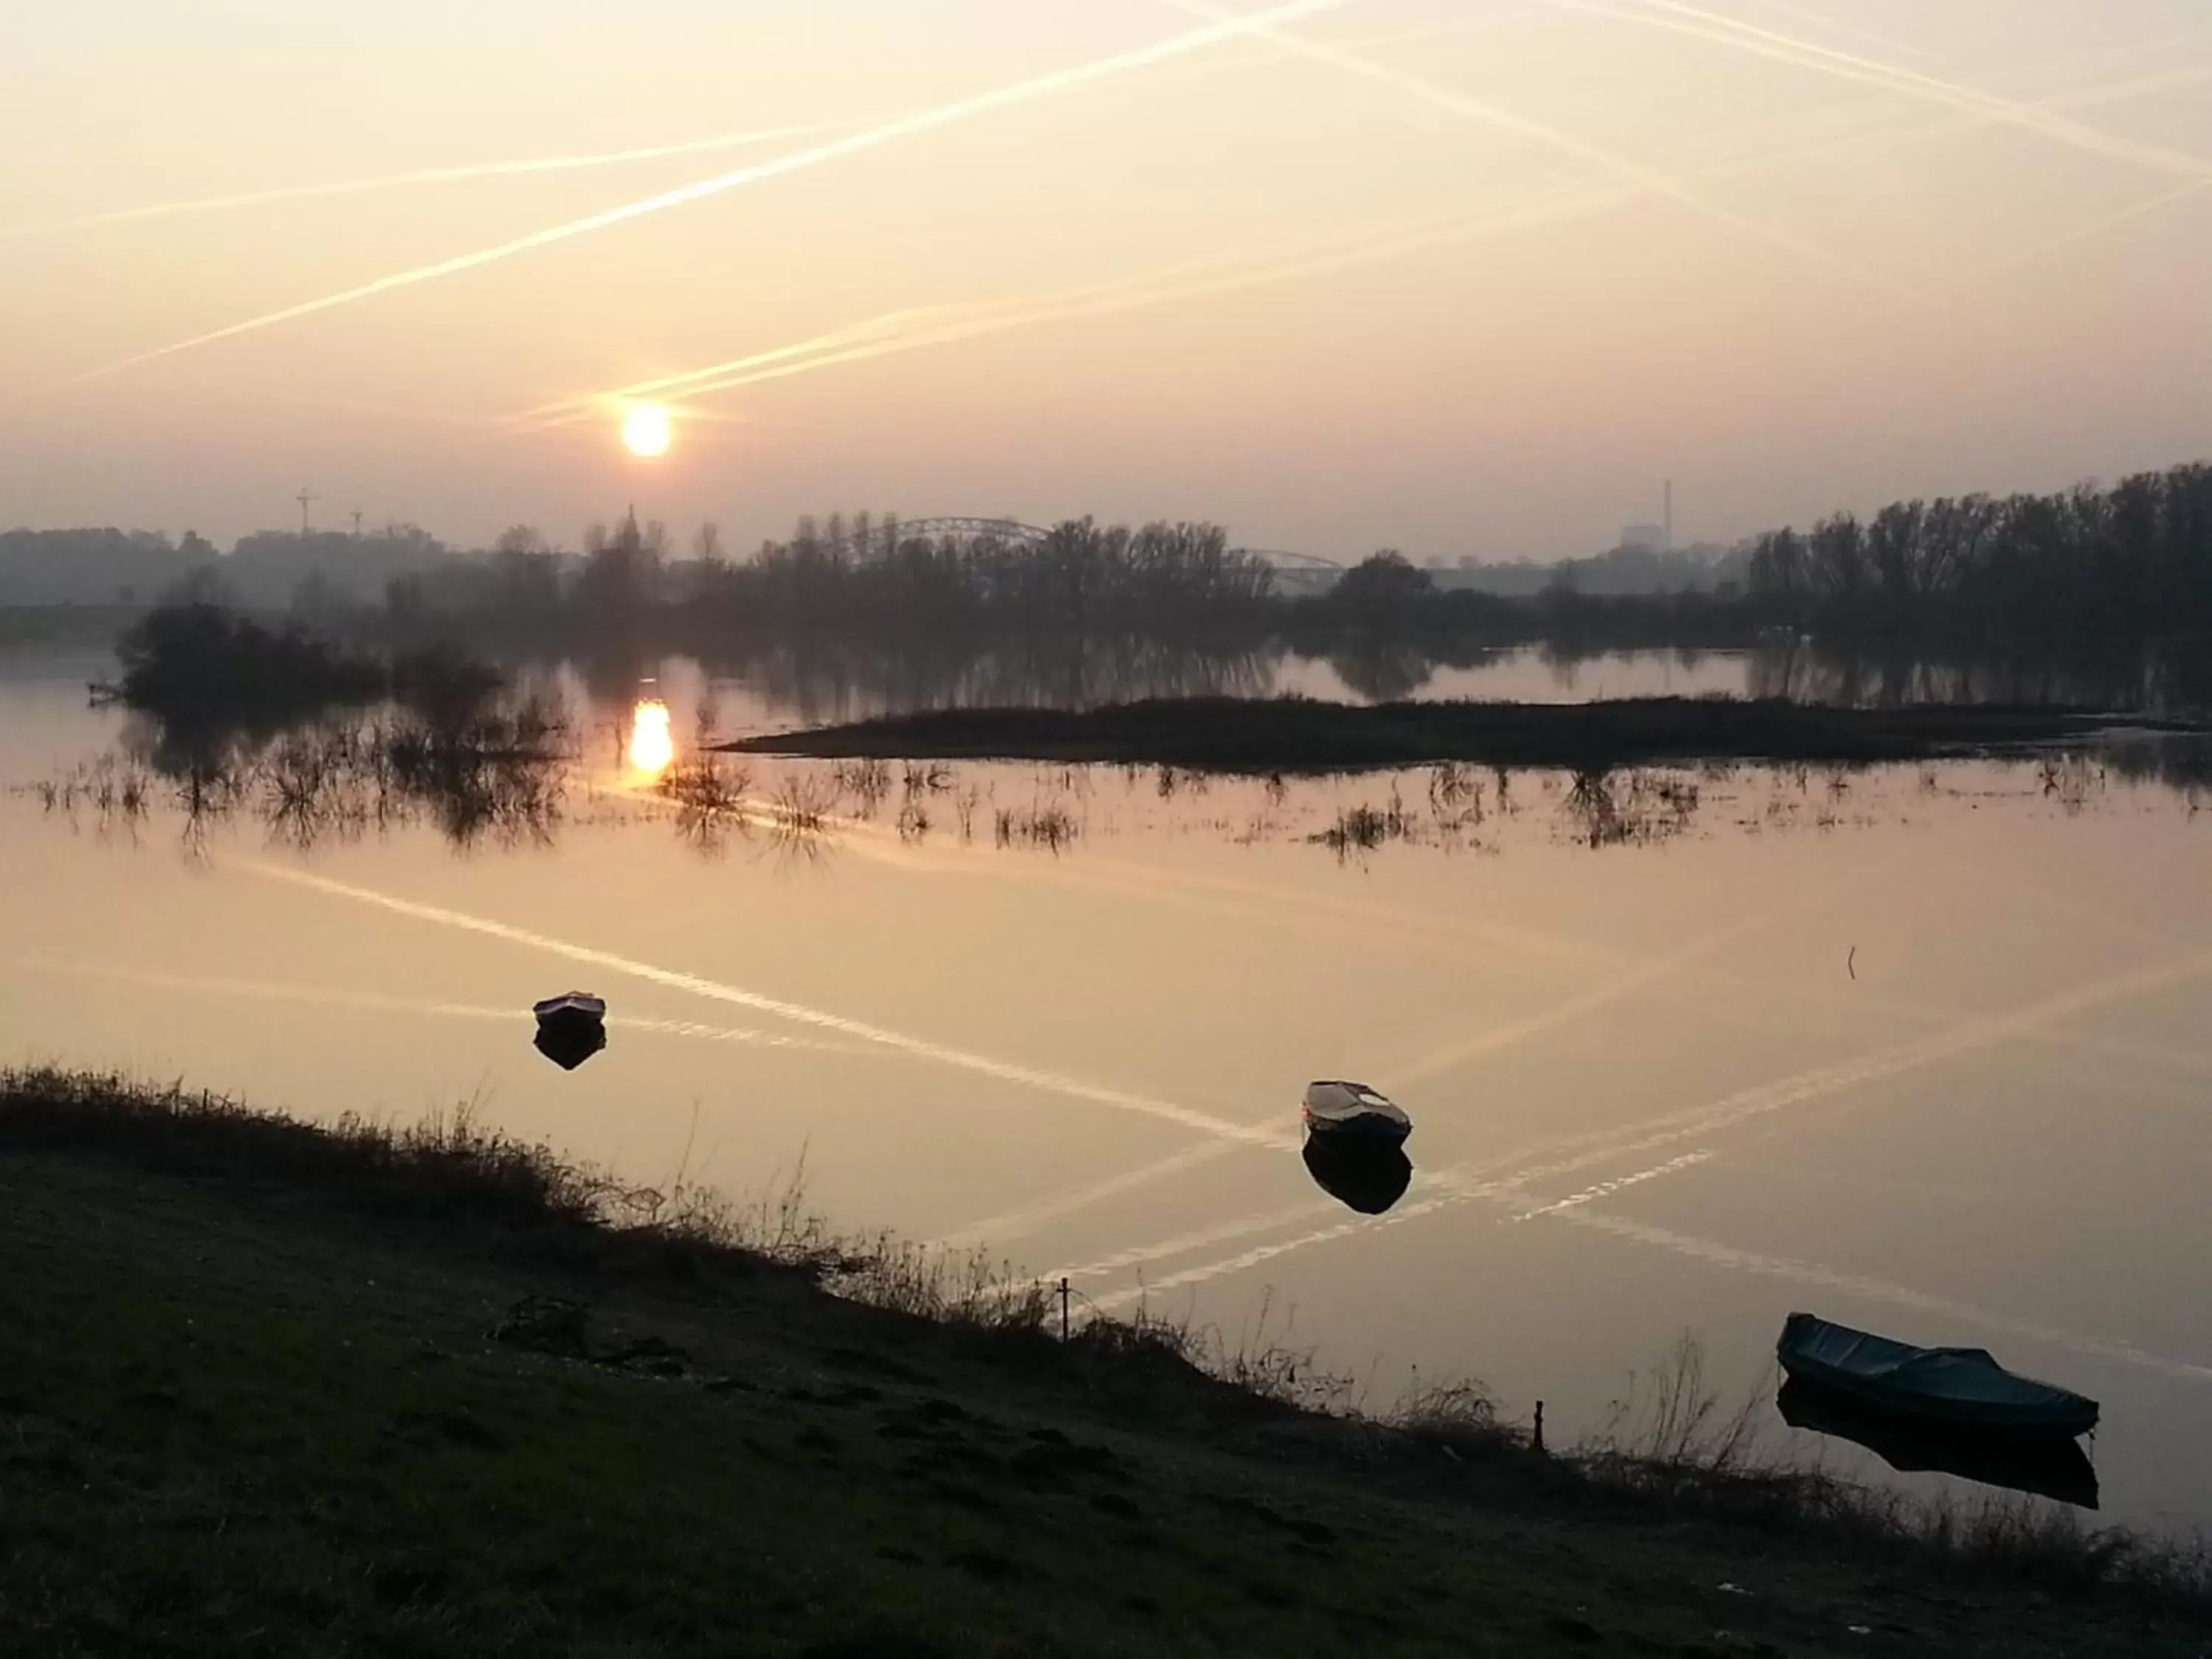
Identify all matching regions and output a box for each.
[1326,639,1435,703]
[2101,737,2212,798]
[39,646,2208,868]
[105,689,572,852]
[673,636,2193,722]
[1742,640,2171,710]
[704,635,1281,728]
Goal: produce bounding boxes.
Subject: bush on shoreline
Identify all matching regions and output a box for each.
[104,599,516,744]
[108,599,386,727]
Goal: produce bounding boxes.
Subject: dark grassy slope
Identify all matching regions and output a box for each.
[1,1072,2205,1658]
[720,696,2189,774]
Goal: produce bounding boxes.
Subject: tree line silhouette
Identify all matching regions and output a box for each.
[1744,462,2212,658]
[393,466,2212,694]
[518,511,1279,639]
[10,460,2212,708]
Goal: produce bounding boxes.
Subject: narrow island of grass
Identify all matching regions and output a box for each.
[717,695,2200,775]
[1,1067,2204,1658]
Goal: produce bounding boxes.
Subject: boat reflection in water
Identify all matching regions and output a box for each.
[1777,1379,2100,1510]
[1301,1133,1414,1216]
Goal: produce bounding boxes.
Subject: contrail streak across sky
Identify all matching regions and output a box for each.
[0,958,878,1057]
[528,170,1832,431]
[0,123,841,241]
[1161,0,1908,296]
[512,305,995,428]
[232,859,1297,1155]
[1731,0,1933,63]
[1571,0,2212,184]
[1559,1207,2212,1385]
[1911,177,2212,305]
[55,0,1352,392]
[1097,1179,2212,1385]
[530,52,2200,435]
[521,235,1486,431]
[942,880,1820,1251]
[1071,944,2212,1299]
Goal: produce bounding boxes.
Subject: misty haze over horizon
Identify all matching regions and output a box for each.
[4,1,2210,560]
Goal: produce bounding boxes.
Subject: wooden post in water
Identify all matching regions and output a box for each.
[1533,1400,1545,1455]
[1058,1277,1071,1341]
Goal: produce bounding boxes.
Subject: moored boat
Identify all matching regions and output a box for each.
[1776,1312,2098,1437]
[534,992,607,1023]
[1301,1080,1411,1143]
[533,992,608,1071]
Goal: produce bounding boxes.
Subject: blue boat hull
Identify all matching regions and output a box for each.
[1776,1312,2098,1438]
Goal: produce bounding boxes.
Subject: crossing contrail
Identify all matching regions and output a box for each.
[1066,943,2212,1295]
[1911,177,2212,305]
[1557,1207,2212,1385]
[56,0,1352,389]
[939,879,1829,1250]
[0,957,877,1057]
[1377,885,1832,1090]
[937,737,2199,1259]
[515,234,1443,428]
[526,176,1806,427]
[0,122,840,240]
[939,1135,1252,1252]
[1075,1161,2212,1388]
[552,232,1501,408]
[512,244,1330,431]
[1570,0,2212,184]
[1732,0,1932,63]
[524,52,2202,437]
[1059,1123,1725,1294]
[1161,0,1909,296]
[1509,1150,1715,1221]
[1105,1192,2212,1383]
[512,305,993,428]
[230,858,1293,1152]
[1077,1150,1715,1300]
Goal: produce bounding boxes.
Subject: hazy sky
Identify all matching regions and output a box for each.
[4,1,2209,560]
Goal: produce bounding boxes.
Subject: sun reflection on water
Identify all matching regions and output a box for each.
[628,699,675,779]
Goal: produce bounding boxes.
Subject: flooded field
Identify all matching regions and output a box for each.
[3,645,2208,1530]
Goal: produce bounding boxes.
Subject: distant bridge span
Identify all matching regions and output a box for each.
[898,517,1343,572]
[896,516,1049,545]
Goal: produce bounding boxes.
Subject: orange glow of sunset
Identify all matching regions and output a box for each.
[621,404,672,459]
[6,1,2210,558]
[627,699,675,776]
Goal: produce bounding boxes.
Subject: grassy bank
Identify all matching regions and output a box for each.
[720,695,2193,775]
[1,1068,2205,1658]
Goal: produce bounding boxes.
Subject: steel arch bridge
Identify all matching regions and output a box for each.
[896,516,1050,545]
[1242,548,1346,572]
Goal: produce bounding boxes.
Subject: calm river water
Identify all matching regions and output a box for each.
[3,646,2208,1530]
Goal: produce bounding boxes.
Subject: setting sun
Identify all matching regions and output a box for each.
[620,403,672,459]
[627,698,674,776]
